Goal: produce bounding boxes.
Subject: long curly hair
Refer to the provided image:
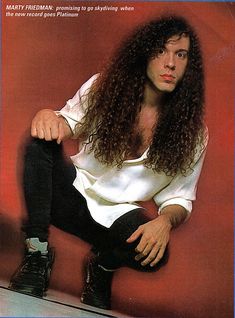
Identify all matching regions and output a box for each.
[76,15,206,176]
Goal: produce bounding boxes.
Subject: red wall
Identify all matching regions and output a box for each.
[1,1,234,315]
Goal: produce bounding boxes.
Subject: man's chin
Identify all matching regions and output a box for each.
[157,85,176,93]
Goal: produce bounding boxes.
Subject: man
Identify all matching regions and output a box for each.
[9,16,208,310]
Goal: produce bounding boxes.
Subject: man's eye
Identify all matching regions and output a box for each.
[177,52,187,59]
[156,48,165,56]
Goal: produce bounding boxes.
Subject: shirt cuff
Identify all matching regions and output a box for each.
[55,111,77,133]
[158,198,192,221]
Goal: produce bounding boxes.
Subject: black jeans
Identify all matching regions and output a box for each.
[22,138,168,271]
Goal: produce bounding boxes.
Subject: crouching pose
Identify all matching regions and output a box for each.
[9,16,208,310]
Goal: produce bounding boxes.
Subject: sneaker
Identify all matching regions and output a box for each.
[80,257,114,310]
[9,248,55,297]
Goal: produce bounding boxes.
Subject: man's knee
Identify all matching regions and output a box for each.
[25,138,60,154]
[23,138,63,167]
[112,242,169,272]
[110,208,149,243]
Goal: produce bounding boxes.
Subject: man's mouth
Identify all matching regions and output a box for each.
[160,74,175,82]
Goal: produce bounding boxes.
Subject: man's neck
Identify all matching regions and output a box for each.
[143,81,165,108]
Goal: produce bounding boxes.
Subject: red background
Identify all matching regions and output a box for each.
[1,1,234,317]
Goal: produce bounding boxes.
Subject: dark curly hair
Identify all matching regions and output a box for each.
[76,15,206,176]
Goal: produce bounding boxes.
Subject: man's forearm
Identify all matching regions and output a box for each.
[159,204,188,228]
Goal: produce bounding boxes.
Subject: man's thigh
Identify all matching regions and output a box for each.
[50,151,90,237]
[50,156,109,245]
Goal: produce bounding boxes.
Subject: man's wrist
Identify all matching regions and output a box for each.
[55,112,74,136]
[159,205,188,228]
[158,213,173,229]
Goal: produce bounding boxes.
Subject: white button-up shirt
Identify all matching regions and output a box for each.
[58,75,208,228]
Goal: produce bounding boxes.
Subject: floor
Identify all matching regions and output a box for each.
[0,281,131,318]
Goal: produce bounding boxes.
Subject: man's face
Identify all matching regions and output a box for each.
[146,34,190,93]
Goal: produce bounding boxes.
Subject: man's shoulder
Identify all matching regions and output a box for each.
[80,73,99,94]
[202,125,209,147]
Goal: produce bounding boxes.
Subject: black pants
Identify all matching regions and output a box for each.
[22,138,168,271]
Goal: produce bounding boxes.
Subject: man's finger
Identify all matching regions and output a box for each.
[43,125,54,141]
[135,241,154,261]
[135,244,148,261]
[150,245,166,267]
[135,233,155,254]
[37,127,45,139]
[126,227,142,243]
[139,244,159,266]
[51,121,60,141]
[31,123,38,137]
[57,121,64,144]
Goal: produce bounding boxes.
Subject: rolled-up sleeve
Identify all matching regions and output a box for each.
[56,74,98,133]
[153,135,208,218]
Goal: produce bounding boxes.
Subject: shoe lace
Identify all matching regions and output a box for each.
[23,251,47,274]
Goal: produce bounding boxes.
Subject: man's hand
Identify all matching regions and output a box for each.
[31,109,73,144]
[126,215,172,268]
[126,205,187,268]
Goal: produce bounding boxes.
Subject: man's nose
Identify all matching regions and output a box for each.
[164,53,176,70]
